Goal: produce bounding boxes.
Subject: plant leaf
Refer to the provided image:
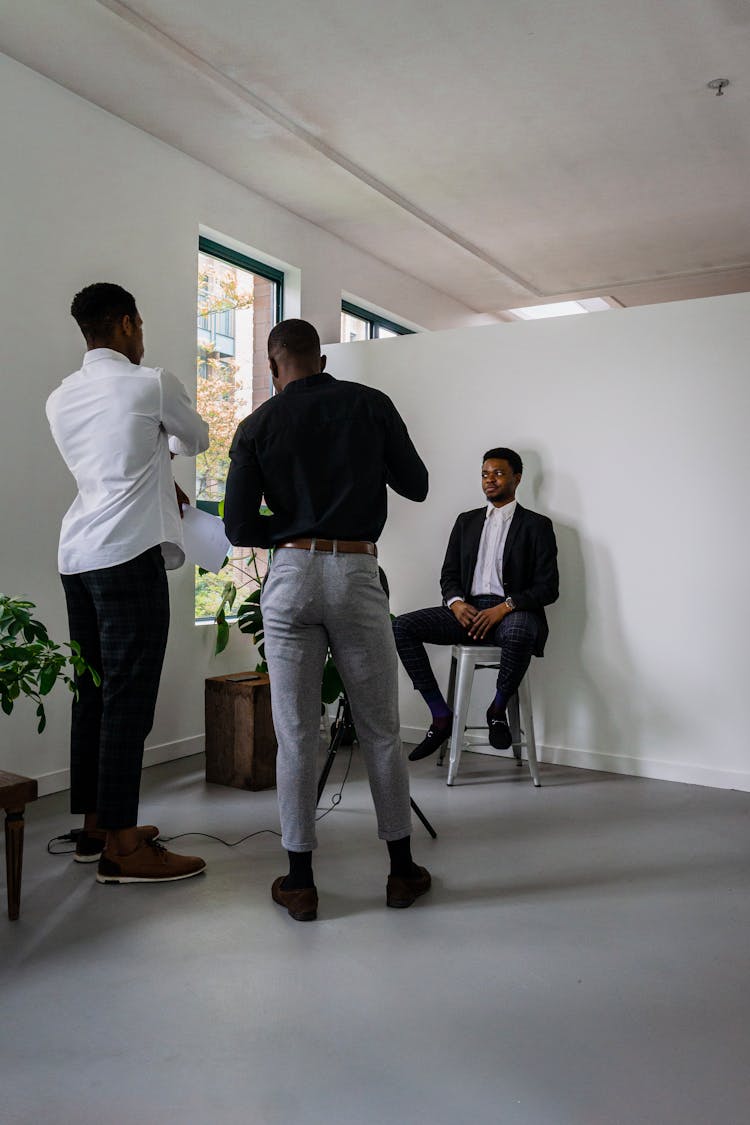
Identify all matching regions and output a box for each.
[237,607,263,636]
[39,665,58,695]
[321,658,345,704]
[215,618,230,655]
[215,581,237,619]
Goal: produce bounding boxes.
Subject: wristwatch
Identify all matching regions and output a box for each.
[504,596,516,611]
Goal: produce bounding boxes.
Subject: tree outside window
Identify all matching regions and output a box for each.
[195,246,280,621]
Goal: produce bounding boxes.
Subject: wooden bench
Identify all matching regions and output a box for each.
[0,770,38,921]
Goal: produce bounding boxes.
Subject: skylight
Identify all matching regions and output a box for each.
[507,297,614,319]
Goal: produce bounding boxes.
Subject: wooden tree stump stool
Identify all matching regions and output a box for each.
[205,672,278,791]
[0,770,38,921]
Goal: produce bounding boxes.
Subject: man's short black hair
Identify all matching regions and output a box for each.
[70,283,137,340]
[483,447,523,475]
[268,318,320,358]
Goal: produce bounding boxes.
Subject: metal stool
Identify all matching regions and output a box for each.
[437,645,541,787]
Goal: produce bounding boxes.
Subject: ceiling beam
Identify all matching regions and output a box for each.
[96,0,542,298]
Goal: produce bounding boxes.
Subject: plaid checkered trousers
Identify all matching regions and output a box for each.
[392,595,540,702]
[61,546,170,829]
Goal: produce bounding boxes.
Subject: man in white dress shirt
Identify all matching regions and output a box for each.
[46,282,209,883]
[393,448,559,761]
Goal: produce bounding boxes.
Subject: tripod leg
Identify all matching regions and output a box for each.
[316,741,338,804]
[316,698,346,805]
[317,695,439,838]
[410,797,437,839]
[316,723,346,804]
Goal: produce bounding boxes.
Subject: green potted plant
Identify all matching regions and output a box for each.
[0,595,101,732]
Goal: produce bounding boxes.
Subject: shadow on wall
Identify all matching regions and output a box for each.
[522,456,674,764]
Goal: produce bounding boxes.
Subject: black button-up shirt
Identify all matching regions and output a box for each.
[223,371,428,547]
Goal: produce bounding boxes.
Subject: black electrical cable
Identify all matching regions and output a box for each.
[46,743,354,855]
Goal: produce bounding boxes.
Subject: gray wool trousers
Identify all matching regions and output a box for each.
[261,547,412,852]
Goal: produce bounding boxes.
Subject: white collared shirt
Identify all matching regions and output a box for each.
[46,348,209,574]
[446,500,517,605]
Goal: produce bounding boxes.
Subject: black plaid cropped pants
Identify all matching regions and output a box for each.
[392,595,540,705]
[61,546,170,830]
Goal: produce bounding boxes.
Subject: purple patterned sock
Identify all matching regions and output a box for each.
[420,688,451,721]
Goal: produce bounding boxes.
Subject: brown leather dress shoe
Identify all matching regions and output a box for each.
[386,865,432,908]
[271,876,318,921]
[74,825,160,864]
[96,839,206,883]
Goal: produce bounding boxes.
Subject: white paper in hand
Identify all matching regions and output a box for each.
[181,505,231,573]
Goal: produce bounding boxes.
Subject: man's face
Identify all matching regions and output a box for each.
[481,458,520,506]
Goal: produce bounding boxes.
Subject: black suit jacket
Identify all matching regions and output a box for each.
[439,502,559,656]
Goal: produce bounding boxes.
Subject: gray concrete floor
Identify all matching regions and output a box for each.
[2,748,749,1125]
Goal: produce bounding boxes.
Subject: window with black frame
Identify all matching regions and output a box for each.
[340,299,414,342]
[195,238,283,623]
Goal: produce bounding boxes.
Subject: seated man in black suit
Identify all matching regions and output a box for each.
[393,447,559,761]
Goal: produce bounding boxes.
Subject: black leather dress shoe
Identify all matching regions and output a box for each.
[486,707,513,750]
[408,720,452,761]
[271,876,318,921]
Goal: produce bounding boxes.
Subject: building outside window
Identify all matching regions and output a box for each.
[195,238,283,622]
[340,299,413,341]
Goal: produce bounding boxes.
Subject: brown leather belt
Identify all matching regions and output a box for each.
[277,538,377,556]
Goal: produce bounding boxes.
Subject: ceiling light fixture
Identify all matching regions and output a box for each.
[707,78,730,96]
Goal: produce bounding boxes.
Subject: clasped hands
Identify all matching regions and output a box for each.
[449,599,509,640]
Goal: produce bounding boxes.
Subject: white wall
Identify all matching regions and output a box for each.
[5,53,747,796]
[328,292,750,791]
[0,54,483,793]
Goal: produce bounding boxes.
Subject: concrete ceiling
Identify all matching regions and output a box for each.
[3,0,750,316]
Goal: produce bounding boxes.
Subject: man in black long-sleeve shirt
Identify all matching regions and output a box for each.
[224,319,431,921]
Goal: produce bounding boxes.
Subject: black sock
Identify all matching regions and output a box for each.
[282,850,314,890]
[387,836,418,879]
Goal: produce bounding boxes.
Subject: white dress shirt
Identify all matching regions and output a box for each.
[46,348,209,574]
[447,499,517,606]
